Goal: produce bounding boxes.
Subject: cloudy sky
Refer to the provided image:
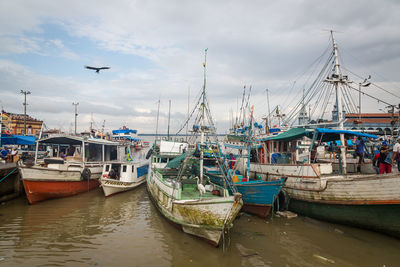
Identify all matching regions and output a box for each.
[1,0,399,134]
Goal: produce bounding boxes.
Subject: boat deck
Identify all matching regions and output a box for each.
[180,181,221,200]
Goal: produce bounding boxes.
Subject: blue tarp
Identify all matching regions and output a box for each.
[315,128,378,142]
[315,128,378,139]
[112,129,137,134]
[1,134,36,145]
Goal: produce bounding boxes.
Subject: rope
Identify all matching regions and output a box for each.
[0,167,18,183]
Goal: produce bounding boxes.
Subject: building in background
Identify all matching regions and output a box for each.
[344,113,399,135]
[1,110,43,136]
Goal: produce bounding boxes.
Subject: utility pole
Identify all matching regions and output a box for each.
[72,102,79,135]
[20,90,31,136]
[389,105,395,142]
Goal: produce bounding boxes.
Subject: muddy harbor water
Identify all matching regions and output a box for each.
[1,184,400,267]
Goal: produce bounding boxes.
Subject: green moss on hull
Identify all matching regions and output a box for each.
[175,205,225,227]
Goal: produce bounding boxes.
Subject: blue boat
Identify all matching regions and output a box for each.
[206,167,285,218]
[233,178,285,218]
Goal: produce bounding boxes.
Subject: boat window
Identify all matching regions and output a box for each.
[106,165,110,171]
[161,158,168,163]
[123,165,127,172]
[132,166,135,173]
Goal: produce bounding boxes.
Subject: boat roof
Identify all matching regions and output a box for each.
[38,135,119,146]
[112,129,137,134]
[261,127,378,142]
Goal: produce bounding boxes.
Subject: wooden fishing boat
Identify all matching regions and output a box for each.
[147,50,242,246]
[147,140,242,246]
[101,160,148,197]
[19,135,119,204]
[249,33,400,238]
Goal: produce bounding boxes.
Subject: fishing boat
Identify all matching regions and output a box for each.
[100,160,149,197]
[112,126,147,150]
[147,140,242,246]
[147,49,243,246]
[249,32,400,238]
[19,135,119,204]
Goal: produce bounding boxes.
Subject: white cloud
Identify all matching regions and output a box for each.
[0,0,399,133]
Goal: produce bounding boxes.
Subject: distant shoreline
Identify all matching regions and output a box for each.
[138,133,226,136]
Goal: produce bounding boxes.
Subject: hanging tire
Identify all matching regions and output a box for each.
[145,148,153,159]
[277,190,290,211]
[81,168,91,180]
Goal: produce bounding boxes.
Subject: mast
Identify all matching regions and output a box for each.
[167,99,171,141]
[331,31,347,174]
[155,99,160,140]
[186,87,190,142]
[156,99,160,140]
[200,48,208,183]
[266,88,271,129]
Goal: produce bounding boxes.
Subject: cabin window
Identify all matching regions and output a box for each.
[105,165,110,172]
[123,165,127,172]
[161,158,168,163]
[132,166,135,173]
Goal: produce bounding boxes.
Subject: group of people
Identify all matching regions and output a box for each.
[373,137,400,174]
[0,146,18,163]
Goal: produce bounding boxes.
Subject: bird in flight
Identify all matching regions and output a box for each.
[84,65,111,73]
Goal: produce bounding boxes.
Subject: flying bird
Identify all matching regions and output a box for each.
[84,65,111,73]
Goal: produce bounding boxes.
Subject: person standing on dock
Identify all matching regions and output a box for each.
[355,137,365,165]
[392,137,400,172]
[378,141,392,174]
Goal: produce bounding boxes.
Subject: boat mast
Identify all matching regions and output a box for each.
[155,99,160,141]
[200,48,208,184]
[266,88,271,129]
[186,87,190,142]
[167,99,171,141]
[331,31,347,174]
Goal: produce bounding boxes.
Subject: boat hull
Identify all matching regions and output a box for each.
[208,173,284,218]
[235,179,284,218]
[20,165,101,204]
[146,173,242,246]
[284,173,400,238]
[289,198,400,238]
[101,178,145,197]
[23,179,100,204]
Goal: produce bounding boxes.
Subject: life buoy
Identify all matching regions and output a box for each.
[4,130,11,135]
[81,168,91,180]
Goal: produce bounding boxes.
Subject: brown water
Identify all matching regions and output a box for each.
[1,186,400,267]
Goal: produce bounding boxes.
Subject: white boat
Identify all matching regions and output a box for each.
[19,135,120,204]
[147,140,242,246]
[101,160,149,197]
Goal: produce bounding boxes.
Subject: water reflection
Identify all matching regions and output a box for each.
[0,177,400,266]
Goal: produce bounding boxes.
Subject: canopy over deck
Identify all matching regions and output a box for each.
[260,127,378,142]
[1,134,36,145]
[38,135,119,146]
